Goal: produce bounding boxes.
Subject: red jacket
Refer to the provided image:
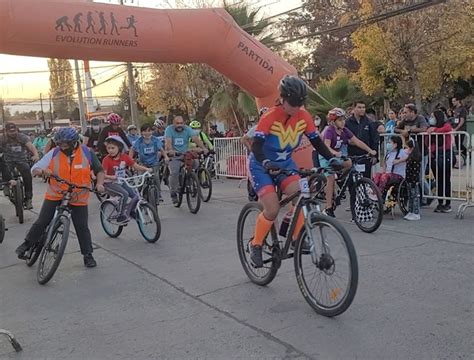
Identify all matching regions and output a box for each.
[426,123,452,153]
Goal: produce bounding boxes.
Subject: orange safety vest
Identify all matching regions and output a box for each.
[45,146,92,206]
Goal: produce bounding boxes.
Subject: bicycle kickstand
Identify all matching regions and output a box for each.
[0,329,23,352]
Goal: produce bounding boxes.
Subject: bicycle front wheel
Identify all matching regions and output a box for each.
[198,168,212,202]
[236,202,279,286]
[186,172,201,214]
[137,202,161,243]
[37,216,70,285]
[350,177,383,233]
[294,213,358,317]
[14,182,24,224]
[26,233,46,267]
[100,200,123,238]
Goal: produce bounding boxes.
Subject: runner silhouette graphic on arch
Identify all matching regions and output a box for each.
[86,11,96,34]
[96,11,108,35]
[110,12,120,35]
[120,15,138,37]
[73,13,83,33]
[55,16,73,31]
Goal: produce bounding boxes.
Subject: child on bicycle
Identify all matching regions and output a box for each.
[404,139,422,221]
[130,124,169,203]
[102,136,152,223]
[320,108,377,217]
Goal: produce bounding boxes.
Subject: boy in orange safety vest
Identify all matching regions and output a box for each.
[15,128,105,268]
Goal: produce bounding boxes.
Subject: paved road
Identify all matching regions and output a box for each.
[0,178,473,359]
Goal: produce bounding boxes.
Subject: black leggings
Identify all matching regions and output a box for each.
[431,152,451,206]
[25,200,93,255]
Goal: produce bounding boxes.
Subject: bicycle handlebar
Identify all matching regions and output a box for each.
[49,174,99,194]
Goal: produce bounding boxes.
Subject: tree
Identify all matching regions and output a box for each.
[351,0,474,110]
[307,69,363,116]
[48,59,76,118]
[283,0,361,81]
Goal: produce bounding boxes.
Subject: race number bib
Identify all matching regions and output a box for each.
[174,138,184,146]
[144,146,154,155]
[355,164,366,173]
[93,140,98,146]
[454,117,460,124]
[10,145,22,153]
[115,169,126,178]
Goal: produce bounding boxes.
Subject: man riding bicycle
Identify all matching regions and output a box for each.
[97,113,132,156]
[248,75,336,268]
[164,116,208,205]
[83,117,102,154]
[15,127,105,268]
[0,122,39,209]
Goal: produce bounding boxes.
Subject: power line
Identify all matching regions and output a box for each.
[273,0,446,46]
[0,63,127,76]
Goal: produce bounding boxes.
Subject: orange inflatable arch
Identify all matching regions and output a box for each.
[0,0,313,167]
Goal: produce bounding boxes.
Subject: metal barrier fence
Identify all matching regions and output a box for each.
[379,131,471,218]
[213,137,248,179]
[213,132,472,218]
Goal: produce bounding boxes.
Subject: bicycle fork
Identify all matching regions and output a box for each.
[302,204,323,265]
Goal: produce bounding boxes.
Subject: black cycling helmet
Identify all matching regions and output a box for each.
[279,75,307,107]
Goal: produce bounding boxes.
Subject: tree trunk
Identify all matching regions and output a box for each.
[195,96,212,122]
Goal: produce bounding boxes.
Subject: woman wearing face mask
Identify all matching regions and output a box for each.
[426,109,453,213]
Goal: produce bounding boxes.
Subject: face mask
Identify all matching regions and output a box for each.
[315,119,321,127]
[429,117,436,126]
[386,142,393,152]
[61,147,74,156]
[92,125,100,131]
[175,126,184,132]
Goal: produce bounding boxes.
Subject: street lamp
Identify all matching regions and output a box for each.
[304,64,315,86]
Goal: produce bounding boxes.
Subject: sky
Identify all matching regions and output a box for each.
[0,0,302,110]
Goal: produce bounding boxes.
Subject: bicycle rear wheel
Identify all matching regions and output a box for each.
[37,216,70,285]
[136,202,161,243]
[398,180,409,215]
[100,200,123,238]
[186,172,202,214]
[350,177,383,233]
[294,213,358,317]
[236,202,279,286]
[0,214,5,244]
[145,184,159,210]
[198,168,212,202]
[14,182,23,224]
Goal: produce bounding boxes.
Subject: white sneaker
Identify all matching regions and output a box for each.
[407,213,421,221]
[404,213,413,220]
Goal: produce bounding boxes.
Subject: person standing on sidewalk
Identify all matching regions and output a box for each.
[427,109,453,213]
[404,139,422,221]
[451,96,468,160]
[15,128,105,268]
[345,101,379,179]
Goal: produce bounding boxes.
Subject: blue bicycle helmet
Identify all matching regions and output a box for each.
[54,127,80,144]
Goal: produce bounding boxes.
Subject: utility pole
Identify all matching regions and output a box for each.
[39,93,46,130]
[74,60,87,133]
[120,0,139,126]
[127,63,139,126]
[49,95,54,128]
[83,60,95,114]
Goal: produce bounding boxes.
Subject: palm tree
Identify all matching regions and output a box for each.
[307,69,364,117]
[210,1,276,132]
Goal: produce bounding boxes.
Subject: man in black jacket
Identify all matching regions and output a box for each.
[97,113,132,156]
[345,101,379,178]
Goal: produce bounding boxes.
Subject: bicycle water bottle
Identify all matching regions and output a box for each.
[279,210,292,237]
